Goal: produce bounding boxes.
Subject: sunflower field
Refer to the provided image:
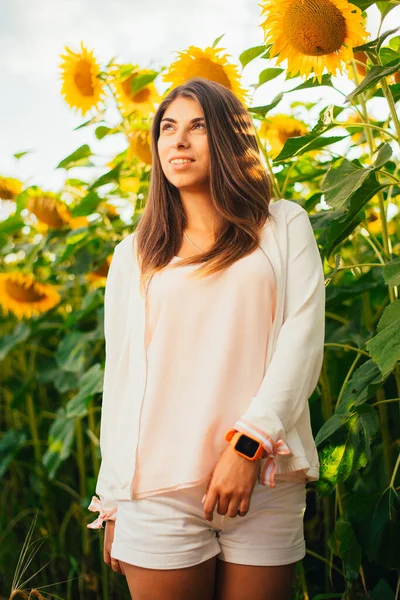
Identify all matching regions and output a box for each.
[0,0,400,598]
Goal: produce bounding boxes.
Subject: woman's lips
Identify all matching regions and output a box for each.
[169,160,196,171]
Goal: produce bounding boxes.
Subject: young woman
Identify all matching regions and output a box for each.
[87,76,326,600]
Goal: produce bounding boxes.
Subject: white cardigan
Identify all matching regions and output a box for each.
[93,198,326,512]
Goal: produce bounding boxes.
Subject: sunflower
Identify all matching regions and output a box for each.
[27,193,72,229]
[0,176,23,200]
[259,0,369,83]
[69,216,89,229]
[101,202,120,219]
[366,206,396,236]
[258,114,308,157]
[0,272,61,320]
[87,255,112,287]
[127,129,152,164]
[109,65,160,116]
[162,45,250,106]
[59,41,105,116]
[352,51,368,77]
[119,177,141,194]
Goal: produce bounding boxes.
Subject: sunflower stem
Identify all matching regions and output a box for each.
[75,417,89,556]
[378,76,400,143]
[332,120,398,143]
[350,61,394,289]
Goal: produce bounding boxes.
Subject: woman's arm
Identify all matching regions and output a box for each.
[232,205,326,457]
[87,243,129,528]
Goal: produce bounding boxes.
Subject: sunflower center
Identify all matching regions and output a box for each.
[6,280,45,304]
[133,88,152,103]
[284,0,347,56]
[278,127,304,144]
[74,59,94,96]
[121,75,152,102]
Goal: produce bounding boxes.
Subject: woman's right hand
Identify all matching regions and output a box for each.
[104,520,124,575]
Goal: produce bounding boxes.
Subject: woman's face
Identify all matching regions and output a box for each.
[157,96,210,189]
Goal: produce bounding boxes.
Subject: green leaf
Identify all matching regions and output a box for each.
[248,92,283,117]
[255,68,284,88]
[42,407,76,479]
[71,190,102,217]
[273,135,347,163]
[127,71,158,95]
[383,257,400,287]
[56,144,93,170]
[95,125,112,140]
[321,146,391,210]
[318,404,380,487]
[355,27,400,55]
[370,578,396,600]
[366,300,400,378]
[74,114,104,130]
[0,322,31,360]
[0,429,27,480]
[212,34,226,49]
[380,47,400,66]
[317,172,387,256]
[376,1,397,19]
[66,363,104,418]
[239,45,267,68]
[288,73,333,91]
[345,58,400,103]
[376,26,400,53]
[373,142,392,168]
[315,413,350,446]
[322,159,373,209]
[0,212,25,235]
[315,359,382,446]
[389,35,400,53]
[328,517,362,572]
[88,163,122,191]
[14,150,31,159]
[366,486,400,569]
[337,359,383,414]
[55,331,87,373]
[65,288,103,327]
[65,226,89,245]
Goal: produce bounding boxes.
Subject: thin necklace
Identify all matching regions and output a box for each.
[183,230,214,252]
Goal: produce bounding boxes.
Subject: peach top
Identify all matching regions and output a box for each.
[130,247,277,499]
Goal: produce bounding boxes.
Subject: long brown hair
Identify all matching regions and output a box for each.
[134,76,273,296]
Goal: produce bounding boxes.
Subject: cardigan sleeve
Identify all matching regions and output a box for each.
[87,244,128,528]
[232,205,325,484]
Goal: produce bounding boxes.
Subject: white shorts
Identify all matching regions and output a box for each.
[110,475,307,570]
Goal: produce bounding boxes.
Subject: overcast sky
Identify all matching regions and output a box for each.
[0,0,398,208]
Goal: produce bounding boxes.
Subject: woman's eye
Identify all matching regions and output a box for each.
[161,122,205,131]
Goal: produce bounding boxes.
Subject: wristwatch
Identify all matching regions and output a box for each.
[225,429,266,461]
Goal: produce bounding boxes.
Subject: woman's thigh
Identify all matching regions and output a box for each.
[120,555,217,600]
[214,560,297,600]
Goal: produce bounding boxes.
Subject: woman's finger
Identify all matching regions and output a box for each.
[111,557,124,575]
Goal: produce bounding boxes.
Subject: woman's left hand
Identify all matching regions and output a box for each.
[202,444,260,522]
